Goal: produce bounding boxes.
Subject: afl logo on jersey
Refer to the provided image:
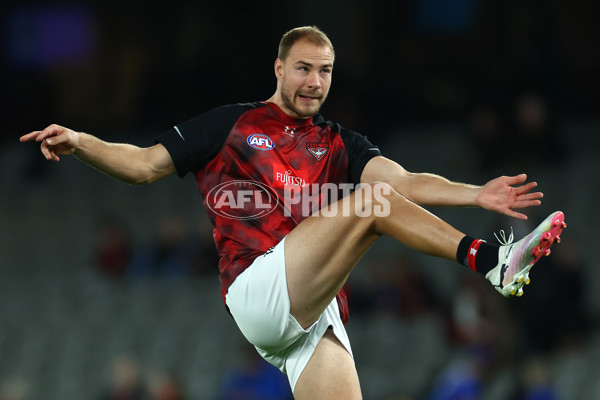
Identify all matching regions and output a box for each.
[247,134,275,151]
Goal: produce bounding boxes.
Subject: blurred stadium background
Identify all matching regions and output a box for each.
[1,1,599,399]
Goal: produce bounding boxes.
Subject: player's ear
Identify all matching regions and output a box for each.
[274,58,284,80]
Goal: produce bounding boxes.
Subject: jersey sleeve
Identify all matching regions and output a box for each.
[338,125,382,185]
[155,103,257,177]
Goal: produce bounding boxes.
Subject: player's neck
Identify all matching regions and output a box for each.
[266,94,291,117]
[263,101,314,128]
[266,93,311,121]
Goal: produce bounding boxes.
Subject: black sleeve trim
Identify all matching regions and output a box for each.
[337,124,382,185]
[155,103,259,178]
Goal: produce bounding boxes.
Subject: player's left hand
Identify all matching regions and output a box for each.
[475,174,543,220]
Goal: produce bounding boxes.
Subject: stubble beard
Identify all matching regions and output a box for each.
[280,84,326,119]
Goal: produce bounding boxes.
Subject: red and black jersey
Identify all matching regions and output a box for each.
[156,101,381,323]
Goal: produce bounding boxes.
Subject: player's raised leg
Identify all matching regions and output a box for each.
[284,182,465,329]
[285,182,565,399]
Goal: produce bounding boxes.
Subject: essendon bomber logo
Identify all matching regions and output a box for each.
[247,134,275,151]
[306,142,329,161]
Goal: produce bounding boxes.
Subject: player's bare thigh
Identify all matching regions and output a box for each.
[284,185,381,328]
[294,329,362,400]
[284,182,463,328]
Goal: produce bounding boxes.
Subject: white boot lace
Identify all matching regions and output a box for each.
[494,227,514,246]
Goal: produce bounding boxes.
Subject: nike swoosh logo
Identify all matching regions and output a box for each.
[174,126,186,141]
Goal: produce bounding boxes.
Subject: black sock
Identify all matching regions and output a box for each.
[456,235,499,275]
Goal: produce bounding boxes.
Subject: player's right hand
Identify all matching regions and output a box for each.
[20,124,80,162]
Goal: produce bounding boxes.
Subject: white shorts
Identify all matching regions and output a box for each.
[225,237,353,391]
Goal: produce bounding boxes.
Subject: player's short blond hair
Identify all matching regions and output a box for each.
[277,26,335,62]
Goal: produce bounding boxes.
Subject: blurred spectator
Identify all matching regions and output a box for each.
[148,371,185,400]
[464,105,505,174]
[94,213,134,278]
[446,271,517,379]
[125,211,220,279]
[128,213,195,279]
[507,93,563,171]
[449,273,514,348]
[426,351,484,400]
[217,346,292,400]
[464,92,564,177]
[348,254,436,318]
[517,357,557,400]
[511,232,589,355]
[188,213,221,277]
[98,355,146,400]
[548,234,590,348]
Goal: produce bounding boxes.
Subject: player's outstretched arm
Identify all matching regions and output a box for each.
[20,124,176,184]
[361,156,542,220]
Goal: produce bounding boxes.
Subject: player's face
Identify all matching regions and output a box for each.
[275,39,333,119]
